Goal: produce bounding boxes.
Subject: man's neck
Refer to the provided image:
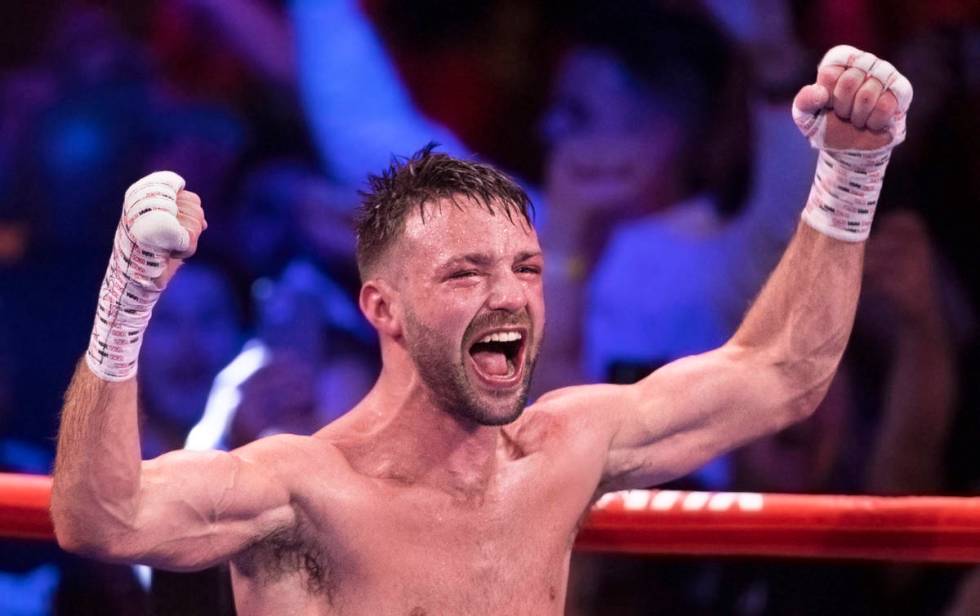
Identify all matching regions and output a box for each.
[351,369,502,500]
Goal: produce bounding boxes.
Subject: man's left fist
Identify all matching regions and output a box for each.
[793,45,912,151]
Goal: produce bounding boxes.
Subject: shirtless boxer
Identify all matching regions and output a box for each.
[51,46,912,615]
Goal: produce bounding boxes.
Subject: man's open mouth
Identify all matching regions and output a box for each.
[466,329,526,385]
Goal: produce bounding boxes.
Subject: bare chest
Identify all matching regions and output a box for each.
[231,456,593,615]
[346,500,573,614]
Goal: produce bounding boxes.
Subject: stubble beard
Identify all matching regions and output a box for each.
[404,310,536,426]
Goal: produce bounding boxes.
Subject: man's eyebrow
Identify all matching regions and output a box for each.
[514,250,543,262]
[437,253,495,269]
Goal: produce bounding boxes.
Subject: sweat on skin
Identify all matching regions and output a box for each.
[361,196,544,428]
[49,43,909,614]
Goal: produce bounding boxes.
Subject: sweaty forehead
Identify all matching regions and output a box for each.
[398,196,538,265]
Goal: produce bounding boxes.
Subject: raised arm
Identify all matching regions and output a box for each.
[547,46,913,491]
[51,173,295,570]
[180,0,296,86]
[291,0,466,184]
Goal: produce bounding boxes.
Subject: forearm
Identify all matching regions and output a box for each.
[601,224,864,489]
[49,176,298,568]
[53,361,297,568]
[601,45,912,489]
[51,173,194,552]
[733,44,912,414]
[867,317,956,493]
[730,221,864,413]
[51,364,143,550]
[291,0,465,183]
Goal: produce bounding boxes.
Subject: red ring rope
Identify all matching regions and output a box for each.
[0,473,54,541]
[580,489,980,563]
[2,473,978,563]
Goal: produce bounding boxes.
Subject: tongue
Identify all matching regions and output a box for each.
[471,350,509,377]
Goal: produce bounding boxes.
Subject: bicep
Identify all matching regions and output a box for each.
[599,344,808,491]
[106,443,296,570]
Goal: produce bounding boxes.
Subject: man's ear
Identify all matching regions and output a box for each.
[360,278,402,338]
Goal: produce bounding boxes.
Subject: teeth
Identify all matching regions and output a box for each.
[478,331,523,343]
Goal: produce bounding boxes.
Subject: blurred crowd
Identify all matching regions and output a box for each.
[0,0,977,614]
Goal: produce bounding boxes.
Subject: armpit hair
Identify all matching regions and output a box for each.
[235,518,334,600]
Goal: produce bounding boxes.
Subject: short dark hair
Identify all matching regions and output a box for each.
[354,144,534,278]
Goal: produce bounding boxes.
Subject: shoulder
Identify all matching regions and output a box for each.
[504,385,634,503]
[231,433,350,483]
[233,433,319,462]
[513,383,631,453]
[229,433,373,524]
[532,382,636,417]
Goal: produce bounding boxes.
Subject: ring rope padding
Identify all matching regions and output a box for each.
[0,473,55,541]
[2,474,978,563]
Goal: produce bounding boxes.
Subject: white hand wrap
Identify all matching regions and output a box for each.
[86,171,189,381]
[793,45,913,242]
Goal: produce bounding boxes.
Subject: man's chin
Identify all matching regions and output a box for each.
[465,388,529,426]
[470,405,525,427]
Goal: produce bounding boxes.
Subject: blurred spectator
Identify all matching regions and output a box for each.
[0,67,58,262]
[226,338,376,449]
[155,0,295,90]
[17,84,149,251]
[42,2,150,91]
[0,298,142,616]
[291,176,361,285]
[292,0,814,400]
[229,159,360,284]
[150,0,294,101]
[187,260,376,453]
[231,160,310,279]
[139,262,246,458]
[0,0,974,613]
[710,212,971,614]
[572,211,974,614]
[135,262,247,615]
[145,102,250,228]
[0,70,150,443]
[536,2,815,397]
[148,0,315,171]
[733,373,856,494]
[882,25,980,310]
[860,212,963,495]
[5,4,153,255]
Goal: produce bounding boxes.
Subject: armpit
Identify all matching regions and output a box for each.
[235,521,335,600]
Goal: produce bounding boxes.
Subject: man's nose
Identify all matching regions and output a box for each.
[487,271,528,313]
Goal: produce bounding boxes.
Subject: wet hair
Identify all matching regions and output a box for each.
[354,143,534,279]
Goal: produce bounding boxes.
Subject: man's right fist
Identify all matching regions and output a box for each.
[172,189,207,259]
[124,171,206,259]
[792,45,912,151]
[122,171,207,287]
[87,171,208,380]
